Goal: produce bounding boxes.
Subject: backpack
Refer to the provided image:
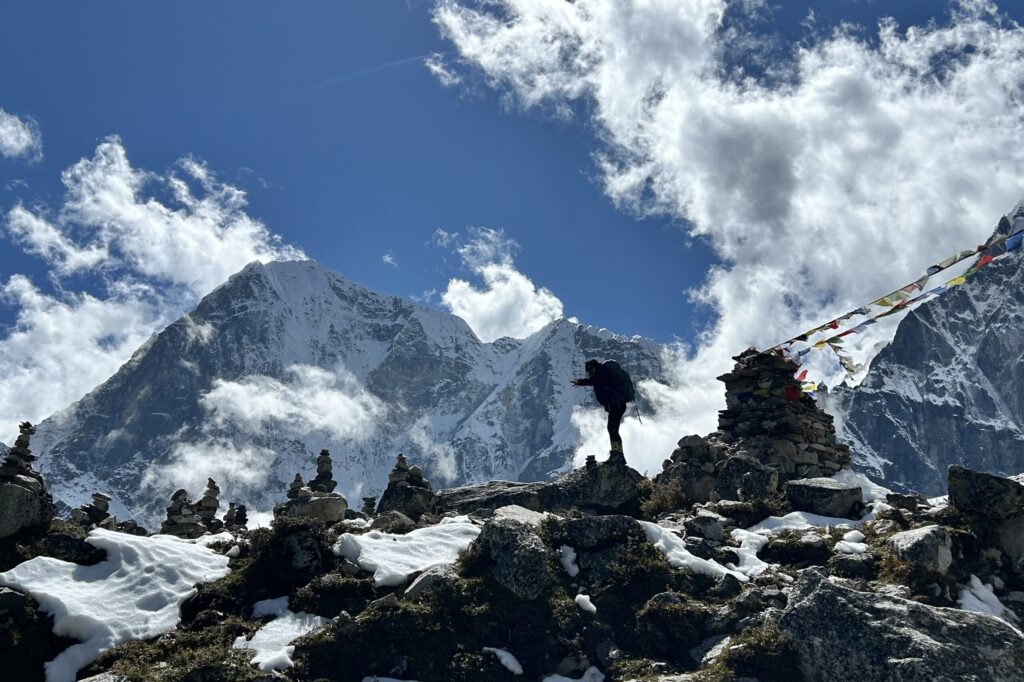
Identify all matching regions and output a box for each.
[603,360,635,403]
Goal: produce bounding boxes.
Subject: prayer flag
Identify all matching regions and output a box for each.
[947,275,966,287]
[1007,232,1023,252]
[795,369,808,381]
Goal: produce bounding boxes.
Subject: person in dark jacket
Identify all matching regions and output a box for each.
[572,358,628,461]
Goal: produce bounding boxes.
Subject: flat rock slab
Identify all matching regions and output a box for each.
[785,477,863,518]
[437,481,553,514]
[887,525,953,574]
[773,569,1024,681]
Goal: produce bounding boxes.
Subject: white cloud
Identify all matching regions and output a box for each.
[407,415,459,483]
[383,252,398,267]
[142,439,277,501]
[0,108,41,160]
[199,364,386,440]
[425,53,463,86]
[440,226,564,341]
[434,0,1024,437]
[0,137,305,436]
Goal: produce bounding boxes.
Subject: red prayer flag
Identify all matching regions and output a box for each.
[795,369,808,381]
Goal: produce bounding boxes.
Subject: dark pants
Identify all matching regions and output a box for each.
[606,402,627,448]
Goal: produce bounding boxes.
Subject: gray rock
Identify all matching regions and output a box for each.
[0,480,56,539]
[492,504,551,526]
[683,513,725,542]
[831,552,877,579]
[887,525,954,574]
[948,465,1024,519]
[553,458,645,513]
[563,515,645,551]
[713,455,778,502]
[437,480,551,515]
[40,533,106,565]
[785,477,863,518]
[377,483,437,521]
[774,568,1024,681]
[471,518,548,600]
[659,462,715,504]
[404,563,460,599]
[275,495,348,524]
[370,510,416,534]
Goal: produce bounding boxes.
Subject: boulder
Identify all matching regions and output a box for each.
[492,504,551,527]
[948,465,1024,560]
[377,483,437,520]
[683,513,725,543]
[471,518,548,600]
[275,495,348,524]
[562,515,645,551]
[659,462,715,504]
[553,458,645,514]
[772,568,1024,681]
[887,525,953,574]
[712,455,778,502]
[39,533,106,565]
[0,480,55,539]
[436,481,551,515]
[785,477,863,518]
[404,563,460,599]
[370,510,416,534]
[948,465,1024,519]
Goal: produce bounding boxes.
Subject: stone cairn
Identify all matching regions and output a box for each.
[159,489,206,538]
[714,348,850,480]
[0,421,43,489]
[223,502,248,531]
[197,478,223,532]
[309,449,338,493]
[70,492,113,528]
[376,453,436,520]
[361,496,377,517]
[0,421,57,539]
[274,450,347,523]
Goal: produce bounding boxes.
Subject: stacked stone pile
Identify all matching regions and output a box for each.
[715,348,850,479]
[197,479,222,532]
[159,489,206,539]
[70,492,113,528]
[275,450,347,523]
[377,454,437,520]
[222,502,248,531]
[308,449,338,493]
[0,422,56,539]
[361,496,377,517]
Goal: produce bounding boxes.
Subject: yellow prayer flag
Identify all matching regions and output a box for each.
[946,276,966,287]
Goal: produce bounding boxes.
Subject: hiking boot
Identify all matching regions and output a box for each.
[607,448,626,465]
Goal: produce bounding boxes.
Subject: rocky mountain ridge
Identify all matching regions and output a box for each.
[823,210,1024,495]
[28,259,665,526]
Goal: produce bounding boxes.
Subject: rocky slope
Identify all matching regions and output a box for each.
[28,260,664,526]
[823,210,1024,495]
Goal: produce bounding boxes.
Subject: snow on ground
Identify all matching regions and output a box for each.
[543,666,605,682]
[233,595,329,672]
[575,594,597,614]
[334,516,480,586]
[0,528,231,682]
[833,469,892,502]
[640,521,748,582]
[559,545,579,578]
[835,530,868,554]
[748,510,862,534]
[727,529,771,577]
[483,647,524,675]
[193,531,234,547]
[959,574,1022,629]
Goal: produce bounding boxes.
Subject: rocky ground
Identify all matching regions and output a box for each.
[3,451,1024,682]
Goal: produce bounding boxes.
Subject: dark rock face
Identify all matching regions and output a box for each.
[824,215,1024,495]
[471,518,548,600]
[563,515,645,551]
[785,478,862,519]
[0,587,81,682]
[436,481,553,515]
[369,510,416,534]
[773,569,1024,682]
[948,465,1024,560]
[713,456,778,502]
[377,484,437,521]
[39,533,106,565]
[0,482,55,539]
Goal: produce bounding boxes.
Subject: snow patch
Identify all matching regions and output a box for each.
[0,528,230,682]
[640,521,747,582]
[543,667,606,682]
[835,530,868,554]
[333,519,480,586]
[559,545,579,578]
[575,594,597,614]
[483,647,524,675]
[234,608,329,672]
[959,574,1021,629]
[832,469,892,502]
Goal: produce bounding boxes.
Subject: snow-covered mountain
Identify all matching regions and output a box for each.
[31,260,665,524]
[823,211,1024,496]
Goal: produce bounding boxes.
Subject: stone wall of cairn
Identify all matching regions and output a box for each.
[713,348,850,480]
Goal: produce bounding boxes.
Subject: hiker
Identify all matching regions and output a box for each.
[572,358,634,461]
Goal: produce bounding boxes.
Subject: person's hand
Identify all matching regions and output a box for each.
[571,379,583,386]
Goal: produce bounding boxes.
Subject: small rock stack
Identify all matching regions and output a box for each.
[0,422,56,539]
[274,450,347,523]
[224,502,249,531]
[70,492,113,528]
[716,348,850,480]
[159,489,206,538]
[361,496,377,517]
[377,454,437,520]
[197,478,222,532]
[308,449,338,493]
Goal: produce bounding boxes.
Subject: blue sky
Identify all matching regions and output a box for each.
[2,1,1024,443]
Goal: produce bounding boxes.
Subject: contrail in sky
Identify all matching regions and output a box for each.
[305,53,445,92]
